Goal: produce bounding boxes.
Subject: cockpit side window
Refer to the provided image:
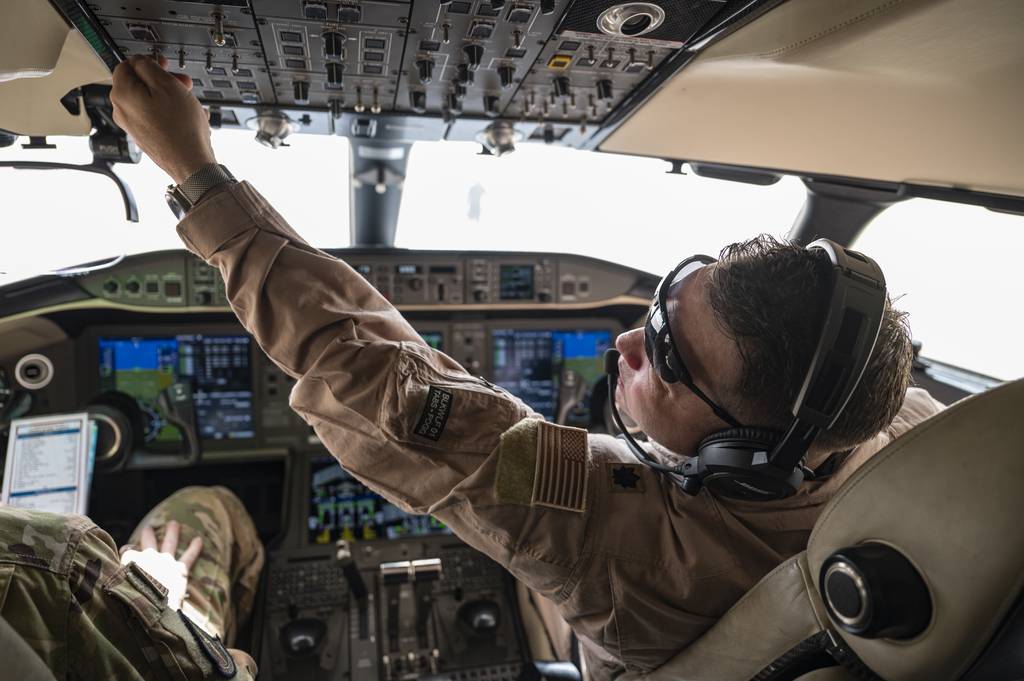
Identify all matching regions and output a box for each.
[853,199,1024,381]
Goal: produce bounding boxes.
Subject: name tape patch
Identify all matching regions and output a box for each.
[414,386,453,441]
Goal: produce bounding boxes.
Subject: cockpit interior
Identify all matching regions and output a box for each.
[1,1,1023,680]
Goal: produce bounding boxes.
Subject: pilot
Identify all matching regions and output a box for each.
[0,485,263,680]
[105,55,943,679]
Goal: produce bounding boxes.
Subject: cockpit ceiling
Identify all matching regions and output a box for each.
[601,0,1024,198]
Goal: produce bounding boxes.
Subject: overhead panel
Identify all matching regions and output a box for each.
[73,0,753,120]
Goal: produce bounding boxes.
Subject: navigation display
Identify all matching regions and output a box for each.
[491,329,612,422]
[98,335,254,442]
[420,331,444,351]
[308,456,450,544]
[499,265,535,300]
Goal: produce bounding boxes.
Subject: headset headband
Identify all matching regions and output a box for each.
[766,239,888,473]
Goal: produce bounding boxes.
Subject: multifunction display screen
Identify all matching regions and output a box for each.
[308,456,450,544]
[98,335,254,442]
[491,329,612,422]
[499,265,535,300]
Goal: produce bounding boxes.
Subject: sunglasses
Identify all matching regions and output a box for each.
[644,255,743,428]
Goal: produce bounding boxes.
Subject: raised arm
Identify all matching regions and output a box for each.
[108,55,594,605]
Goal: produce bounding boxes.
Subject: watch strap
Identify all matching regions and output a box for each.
[176,163,236,205]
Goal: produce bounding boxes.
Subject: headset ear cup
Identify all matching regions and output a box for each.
[697,427,781,454]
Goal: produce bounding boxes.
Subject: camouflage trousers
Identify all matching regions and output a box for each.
[0,486,264,680]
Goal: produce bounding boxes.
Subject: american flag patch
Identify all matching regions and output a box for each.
[531,421,589,512]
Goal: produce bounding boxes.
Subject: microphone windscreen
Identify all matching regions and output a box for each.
[604,349,621,376]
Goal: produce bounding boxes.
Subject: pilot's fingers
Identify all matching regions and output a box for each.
[228,649,258,679]
[161,520,181,554]
[179,535,203,570]
[110,60,146,105]
[171,72,194,91]
[140,524,159,550]
[129,54,177,91]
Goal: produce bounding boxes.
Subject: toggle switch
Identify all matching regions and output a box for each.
[596,79,613,101]
[211,11,226,47]
[463,44,484,71]
[552,76,570,98]
[498,64,516,89]
[416,57,435,84]
[456,63,474,85]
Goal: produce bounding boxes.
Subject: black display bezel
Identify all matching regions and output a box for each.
[80,323,260,451]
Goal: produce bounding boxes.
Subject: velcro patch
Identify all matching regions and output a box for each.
[414,386,453,441]
[179,610,237,678]
[531,421,589,512]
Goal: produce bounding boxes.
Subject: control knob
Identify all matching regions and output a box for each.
[540,0,555,15]
[463,44,484,71]
[416,57,435,84]
[125,280,141,294]
[498,64,516,89]
[102,279,119,295]
[473,289,488,302]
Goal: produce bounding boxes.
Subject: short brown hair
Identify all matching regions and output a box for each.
[704,235,913,453]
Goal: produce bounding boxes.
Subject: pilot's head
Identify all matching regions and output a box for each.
[614,234,913,459]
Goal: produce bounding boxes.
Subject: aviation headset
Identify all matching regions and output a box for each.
[605,238,888,501]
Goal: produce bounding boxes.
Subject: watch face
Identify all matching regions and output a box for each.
[165,187,188,219]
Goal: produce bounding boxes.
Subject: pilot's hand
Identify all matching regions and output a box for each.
[228,648,259,679]
[110,54,217,185]
[120,520,203,610]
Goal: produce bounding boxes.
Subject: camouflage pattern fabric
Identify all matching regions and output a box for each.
[122,486,265,645]
[0,486,263,680]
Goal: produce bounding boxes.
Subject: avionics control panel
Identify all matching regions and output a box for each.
[260,452,527,681]
[76,248,654,308]
[0,249,654,467]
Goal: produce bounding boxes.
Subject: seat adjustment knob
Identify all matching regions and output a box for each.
[820,542,931,640]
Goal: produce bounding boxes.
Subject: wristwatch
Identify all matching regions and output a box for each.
[165,163,236,219]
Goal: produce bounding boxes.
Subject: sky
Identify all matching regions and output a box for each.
[1,129,1022,380]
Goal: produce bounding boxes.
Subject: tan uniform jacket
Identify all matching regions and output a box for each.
[177,182,944,678]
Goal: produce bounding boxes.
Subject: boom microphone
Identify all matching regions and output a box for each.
[604,349,685,478]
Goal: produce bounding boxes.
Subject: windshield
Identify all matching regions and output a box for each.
[1,136,806,286]
[0,129,351,286]
[397,142,807,276]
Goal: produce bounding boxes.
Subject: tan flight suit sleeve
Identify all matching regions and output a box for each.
[176,182,593,601]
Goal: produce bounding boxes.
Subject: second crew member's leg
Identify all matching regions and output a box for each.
[123,485,265,644]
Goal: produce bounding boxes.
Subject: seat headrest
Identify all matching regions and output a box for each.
[808,378,1024,681]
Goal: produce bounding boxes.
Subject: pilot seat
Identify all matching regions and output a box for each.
[621,378,1024,681]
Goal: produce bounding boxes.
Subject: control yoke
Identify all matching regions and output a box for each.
[88,383,202,471]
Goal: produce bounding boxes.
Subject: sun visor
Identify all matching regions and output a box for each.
[600,0,1024,198]
[0,0,111,136]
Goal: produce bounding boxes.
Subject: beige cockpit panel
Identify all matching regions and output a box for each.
[601,0,1024,198]
[0,1,111,137]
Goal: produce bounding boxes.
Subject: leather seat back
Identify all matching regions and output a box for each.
[808,378,1024,681]
[631,378,1024,681]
